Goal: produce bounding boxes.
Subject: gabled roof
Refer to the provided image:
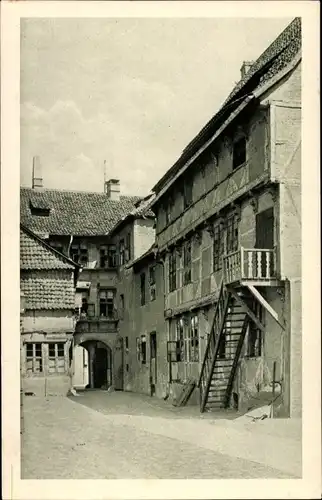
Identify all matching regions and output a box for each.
[20,224,80,270]
[20,187,143,237]
[152,17,301,196]
[107,193,155,237]
[20,224,80,310]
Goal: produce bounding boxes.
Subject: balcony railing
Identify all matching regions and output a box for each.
[223,247,276,285]
[75,310,119,334]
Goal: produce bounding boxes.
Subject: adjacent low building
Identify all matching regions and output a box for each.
[20,224,80,396]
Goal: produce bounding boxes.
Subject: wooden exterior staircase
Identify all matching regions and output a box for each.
[198,281,251,412]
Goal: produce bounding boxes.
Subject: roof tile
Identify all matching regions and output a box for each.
[20,187,143,236]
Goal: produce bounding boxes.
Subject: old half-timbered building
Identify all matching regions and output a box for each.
[20,162,145,391]
[20,224,80,396]
[149,18,301,417]
[107,194,168,396]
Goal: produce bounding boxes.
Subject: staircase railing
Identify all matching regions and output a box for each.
[198,281,231,413]
[223,314,250,408]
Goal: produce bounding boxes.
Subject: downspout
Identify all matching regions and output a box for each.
[156,251,171,400]
[67,234,74,259]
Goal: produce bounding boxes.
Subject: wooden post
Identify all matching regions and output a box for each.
[271,361,277,418]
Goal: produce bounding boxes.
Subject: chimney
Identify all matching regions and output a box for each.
[104,179,120,201]
[32,156,43,189]
[240,61,254,80]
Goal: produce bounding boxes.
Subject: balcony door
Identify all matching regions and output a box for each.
[255,208,274,277]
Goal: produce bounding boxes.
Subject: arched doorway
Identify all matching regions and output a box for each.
[79,340,112,390]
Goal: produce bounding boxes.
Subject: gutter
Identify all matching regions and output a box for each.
[150,95,254,208]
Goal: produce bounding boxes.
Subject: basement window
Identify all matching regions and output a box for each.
[48,342,65,374]
[233,136,247,170]
[26,343,43,373]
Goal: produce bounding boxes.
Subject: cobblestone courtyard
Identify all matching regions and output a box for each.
[21,391,302,479]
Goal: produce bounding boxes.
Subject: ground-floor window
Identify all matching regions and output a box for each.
[25,341,67,375]
[26,342,43,373]
[48,342,65,374]
[140,335,147,364]
[175,312,200,363]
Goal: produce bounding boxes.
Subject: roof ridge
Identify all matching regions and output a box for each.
[20,185,141,199]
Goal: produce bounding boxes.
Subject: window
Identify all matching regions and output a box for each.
[165,193,174,225]
[125,336,129,350]
[176,317,184,362]
[81,296,88,315]
[48,342,65,374]
[149,265,156,301]
[168,249,177,292]
[108,245,117,267]
[26,343,43,373]
[226,214,239,254]
[183,241,192,285]
[213,223,225,271]
[183,180,193,209]
[233,136,247,170]
[125,233,131,262]
[190,315,199,362]
[71,243,88,266]
[140,335,147,364]
[175,314,199,363]
[247,302,263,357]
[136,337,141,361]
[119,239,125,266]
[100,245,117,268]
[140,273,146,306]
[99,289,115,318]
[120,294,125,317]
[49,241,64,254]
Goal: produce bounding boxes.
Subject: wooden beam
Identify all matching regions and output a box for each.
[246,285,285,330]
[227,286,266,332]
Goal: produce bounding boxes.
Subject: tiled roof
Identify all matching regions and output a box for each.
[20,225,78,270]
[20,272,76,310]
[152,17,301,194]
[108,193,155,237]
[20,187,143,236]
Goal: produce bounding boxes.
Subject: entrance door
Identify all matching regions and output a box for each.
[93,347,108,388]
[255,208,274,277]
[150,332,157,396]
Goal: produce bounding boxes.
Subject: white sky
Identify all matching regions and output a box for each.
[20,17,292,196]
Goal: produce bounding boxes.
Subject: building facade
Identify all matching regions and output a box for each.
[20,170,145,391]
[20,224,80,396]
[149,17,301,416]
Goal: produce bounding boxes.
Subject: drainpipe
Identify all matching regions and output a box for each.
[156,253,171,399]
[68,234,74,259]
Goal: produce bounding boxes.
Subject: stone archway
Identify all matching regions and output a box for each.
[75,339,113,390]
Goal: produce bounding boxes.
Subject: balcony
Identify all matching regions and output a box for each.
[223,247,278,286]
[75,310,119,334]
